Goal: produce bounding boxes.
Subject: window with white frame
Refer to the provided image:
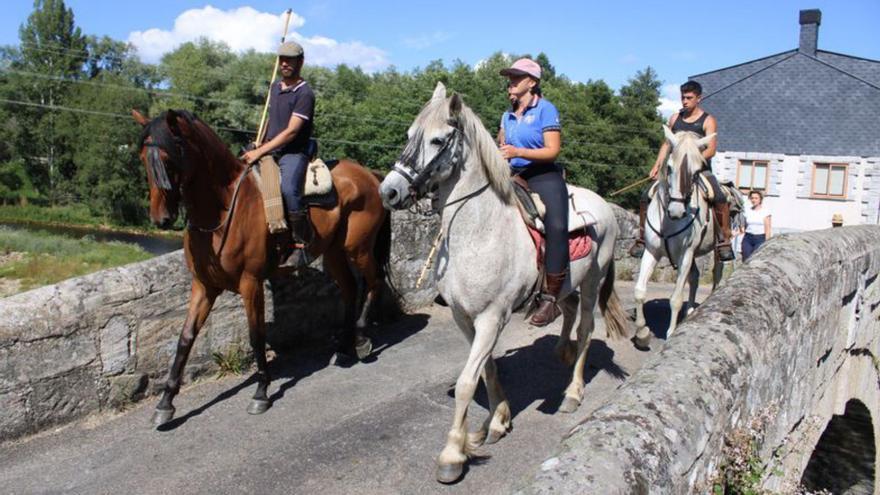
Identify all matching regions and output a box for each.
[736,160,768,191]
[811,163,848,199]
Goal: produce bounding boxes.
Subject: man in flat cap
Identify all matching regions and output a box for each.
[242,41,316,267]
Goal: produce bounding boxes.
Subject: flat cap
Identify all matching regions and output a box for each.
[278,41,304,57]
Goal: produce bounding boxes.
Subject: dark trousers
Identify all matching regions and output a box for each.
[279,152,309,212]
[516,163,569,274]
[742,233,765,260]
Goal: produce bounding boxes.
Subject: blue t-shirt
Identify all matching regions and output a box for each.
[501,97,561,169]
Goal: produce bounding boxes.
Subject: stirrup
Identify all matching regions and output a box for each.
[280,243,312,268]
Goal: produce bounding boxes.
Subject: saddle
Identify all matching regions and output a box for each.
[253,155,338,234]
[511,176,595,268]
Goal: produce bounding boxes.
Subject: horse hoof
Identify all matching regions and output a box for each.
[486,428,507,445]
[633,334,651,351]
[436,463,464,484]
[355,338,373,361]
[247,399,271,415]
[151,407,175,427]
[558,397,580,414]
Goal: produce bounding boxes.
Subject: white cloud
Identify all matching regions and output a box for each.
[127,6,389,72]
[658,83,680,119]
[402,31,453,50]
[473,52,511,70]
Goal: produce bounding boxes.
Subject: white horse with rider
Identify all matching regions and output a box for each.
[379,83,629,484]
[632,126,729,347]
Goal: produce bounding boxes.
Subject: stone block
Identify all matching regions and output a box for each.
[28,367,101,431]
[100,316,132,376]
[107,373,148,408]
[0,389,29,440]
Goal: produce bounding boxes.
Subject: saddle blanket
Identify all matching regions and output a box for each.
[254,156,336,233]
[527,226,593,268]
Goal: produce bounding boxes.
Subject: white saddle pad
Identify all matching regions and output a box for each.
[532,185,598,233]
[304,158,333,197]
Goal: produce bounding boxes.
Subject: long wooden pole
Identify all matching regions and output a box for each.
[255,9,293,145]
[609,176,652,197]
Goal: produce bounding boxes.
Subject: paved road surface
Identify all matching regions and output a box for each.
[1,282,708,494]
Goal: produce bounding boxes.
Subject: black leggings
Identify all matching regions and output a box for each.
[517,163,569,274]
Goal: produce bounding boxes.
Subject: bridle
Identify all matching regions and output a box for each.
[143,129,252,252]
[391,124,486,215]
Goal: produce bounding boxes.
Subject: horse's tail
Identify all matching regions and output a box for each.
[598,258,629,340]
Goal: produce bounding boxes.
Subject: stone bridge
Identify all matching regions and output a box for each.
[525,225,880,494]
[1,210,878,493]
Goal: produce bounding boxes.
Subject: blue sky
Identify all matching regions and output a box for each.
[3,0,878,107]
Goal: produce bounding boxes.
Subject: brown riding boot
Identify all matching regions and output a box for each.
[628,200,648,258]
[713,202,735,262]
[280,211,313,269]
[529,271,567,327]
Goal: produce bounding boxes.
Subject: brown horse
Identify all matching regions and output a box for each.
[131,109,390,426]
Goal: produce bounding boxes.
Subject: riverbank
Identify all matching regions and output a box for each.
[0,204,182,238]
[0,227,153,297]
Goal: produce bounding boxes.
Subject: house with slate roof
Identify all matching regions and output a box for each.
[690,9,880,231]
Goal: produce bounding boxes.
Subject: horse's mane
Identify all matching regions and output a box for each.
[139,110,241,182]
[415,95,513,203]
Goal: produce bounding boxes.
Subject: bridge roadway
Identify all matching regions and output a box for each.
[0,281,707,494]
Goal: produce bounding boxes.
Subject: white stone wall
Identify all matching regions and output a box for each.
[712,151,880,231]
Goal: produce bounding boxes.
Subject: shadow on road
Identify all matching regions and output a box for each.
[445,334,628,421]
[159,312,431,431]
[640,298,703,341]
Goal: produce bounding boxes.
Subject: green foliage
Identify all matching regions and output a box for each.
[0,2,668,228]
[212,345,253,377]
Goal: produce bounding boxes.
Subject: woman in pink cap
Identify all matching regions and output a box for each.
[498,57,567,326]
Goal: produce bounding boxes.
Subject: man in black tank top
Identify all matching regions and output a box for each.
[628,81,735,261]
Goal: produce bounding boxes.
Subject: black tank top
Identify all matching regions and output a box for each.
[672,110,712,168]
[672,110,709,136]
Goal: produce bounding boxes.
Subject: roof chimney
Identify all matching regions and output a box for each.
[799,9,821,56]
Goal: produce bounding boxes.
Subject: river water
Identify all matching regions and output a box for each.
[0,221,183,255]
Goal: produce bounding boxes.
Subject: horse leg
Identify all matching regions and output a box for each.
[554,294,581,366]
[152,280,219,427]
[559,285,598,413]
[437,311,502,484]
[633,251,659,349]
[468,355,512,448]
[348,247,381,360]
[323,248,359,360]
[241,276,271,415]
[712,257,724,292]
[668,250,696,338]
[686,263,699,316]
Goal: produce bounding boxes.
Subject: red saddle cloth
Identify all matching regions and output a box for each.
[527,226,592,268]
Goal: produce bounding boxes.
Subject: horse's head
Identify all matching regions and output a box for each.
[662,125,714,219]
[380,82,466,210]
[132,109,195,229]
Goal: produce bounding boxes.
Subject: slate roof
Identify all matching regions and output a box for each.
[689,50,880,156]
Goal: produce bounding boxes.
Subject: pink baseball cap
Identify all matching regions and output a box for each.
[499,58,542,80]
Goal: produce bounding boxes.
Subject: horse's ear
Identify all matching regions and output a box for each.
[131,109,149,127]
[663,125,678,148]
[696,133,716,150]
[165,109,181,136]
[448,93,462,118]
[432,82,447,101]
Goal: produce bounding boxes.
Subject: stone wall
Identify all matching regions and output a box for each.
[523,225,880,494]
[0,208,439,441]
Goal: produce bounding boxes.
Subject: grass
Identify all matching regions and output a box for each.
[0,204,182,237]
[212,345,253,377]
[0,227,153,295]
